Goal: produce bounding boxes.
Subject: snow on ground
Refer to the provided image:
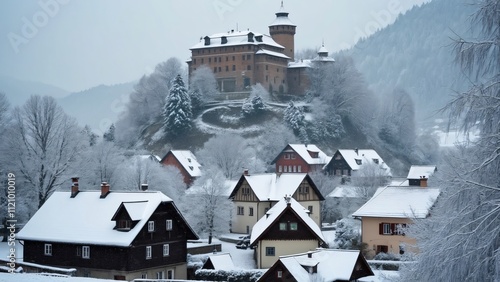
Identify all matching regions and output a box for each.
[0,240,23,261]
[0,273,112,282]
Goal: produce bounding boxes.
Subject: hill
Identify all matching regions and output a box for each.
[346,0,475,122]
[0,75,69,106]
[58,82,135,135]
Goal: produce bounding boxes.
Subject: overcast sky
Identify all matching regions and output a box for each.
[0,0,429,92]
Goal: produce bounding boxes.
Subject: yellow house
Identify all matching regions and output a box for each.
[228,171,324,234]
[352,186,440,259]
[249,196,326,269]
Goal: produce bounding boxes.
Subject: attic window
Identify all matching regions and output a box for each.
[355,159,362,165]
[373,158,379,164]
[148,221,155,232]
[277,270,283,278]
[166,219,173,231]
[117,220,131,230]
[189,166,194,171]
[335,154,342,160]
[290,222,298,231]
[187,158,191,163]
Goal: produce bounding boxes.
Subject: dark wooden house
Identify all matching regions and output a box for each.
[323,149,391,177]
[17,179,198,280]
[258,249,374,282]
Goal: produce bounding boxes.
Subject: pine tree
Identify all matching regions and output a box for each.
[283,101,305,132]
[163,75,192,136]
[103,124,115,142]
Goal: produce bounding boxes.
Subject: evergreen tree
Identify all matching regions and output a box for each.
[103,123,115,142]
[162,75,192,136]
[283,101,305,132]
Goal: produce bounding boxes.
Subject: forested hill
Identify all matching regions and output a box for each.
[346,0,475,121]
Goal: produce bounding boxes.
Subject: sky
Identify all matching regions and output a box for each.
[0,0,429,93]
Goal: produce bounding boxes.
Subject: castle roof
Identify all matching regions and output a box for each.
[190,30,284,50]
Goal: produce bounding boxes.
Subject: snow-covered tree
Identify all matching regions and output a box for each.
[189,65,218,112]
[283,101,305,132]
[103,123,115,142]
[180,168,232,244]
[6,95,83,208]
[162,74,192,136]
[350,162,390,201]
[197,133,253,180]
[81,125,98,146]
[399,0,500,280]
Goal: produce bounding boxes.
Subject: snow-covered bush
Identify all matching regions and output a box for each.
[241,96,266,117]
[195,269,264,282]
[330,218,361,249]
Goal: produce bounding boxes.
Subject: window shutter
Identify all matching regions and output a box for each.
[379,223,383,235]
[390,223,396,235]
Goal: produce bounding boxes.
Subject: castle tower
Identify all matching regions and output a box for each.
[269,1,296,61]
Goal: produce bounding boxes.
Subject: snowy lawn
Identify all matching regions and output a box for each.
[0,273,112,282]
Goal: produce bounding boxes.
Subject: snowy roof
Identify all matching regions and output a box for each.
[250,197,325,246]
[288,59,312,68]
[278,249,373,281]
[203,253,235,270]
[169,150,202,177]
[327,186,361,198]
[312,55,336,62]
[352,187,440,219]
[255,49,290,59]
[17,191,180,247]
[336,149,391,175]
[190,31,284,50]
[407,165,437,180]
[269,3,296,27]
[272,144,330,166]
[139,154,161,162]
[230,173,322,201]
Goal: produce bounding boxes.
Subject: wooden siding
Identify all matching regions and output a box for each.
[259,208,321,241]
[161,153,193,186]
[291,179,320,201]
[325,151,352,175]
[232,179,259,202]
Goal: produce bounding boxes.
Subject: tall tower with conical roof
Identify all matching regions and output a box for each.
[269,1,296,61]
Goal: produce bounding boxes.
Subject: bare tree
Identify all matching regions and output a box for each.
[7,95,83,208]
[350,163,390,201]
[400,0,500,280]
[189,65,219,112]
[196,133,253,179]
[179,168,232,244]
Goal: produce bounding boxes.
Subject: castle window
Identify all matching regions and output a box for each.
[214,67,217,73]
[226,66,229,72]
[201,58,204,64]
[242,55,245,61]
[247,65,251,70]
[218,67,221,72]
[226,56,228,61]
[232,56,235,61]
[209,58,211,63]
[232,65,236,71]
[219,57,222,62]
[193,58,196,64]
[266,65,268,70]
[247,54,251,60]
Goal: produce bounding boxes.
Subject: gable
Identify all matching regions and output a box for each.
[230,177,259,202]
[291,176,325,201]
[260,208,323,242]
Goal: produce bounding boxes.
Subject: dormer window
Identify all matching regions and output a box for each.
[189,166,194,171]
[118,220,131,230]
[373,158,379,164]
[187,158,191,163]
[355,159,362,165]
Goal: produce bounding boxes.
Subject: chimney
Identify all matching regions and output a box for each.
[420,176,428,188]
[71,177,79,198]
[100,181,110,198]
[243,169,249,176]
[307,251,313,258]
[141,183,149,191]
[354,148,359,155]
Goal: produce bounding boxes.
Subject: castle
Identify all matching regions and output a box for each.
[187,2,334,96]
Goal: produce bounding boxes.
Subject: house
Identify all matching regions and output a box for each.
[17,178,198,280]
[352,184,440,259]
[250,196,327,269]
[201,253,235,271]
[258,249,373,282]
[228,171,325,234]
[271,144,330,173]
[323,149,391,177]
[160,150,202,186]
[407,165,437,186]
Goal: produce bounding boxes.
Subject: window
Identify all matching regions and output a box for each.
[146,246,152,259]
[277,270,283,278]
[308,206,313,214]
[290,153,296,159]
[288,165,292,172]
[167,270,174,279]
[141,273,148,279]
[298,166,302,172]
[218,67,221,72]
[382,223,391,235]
[284,166,288,172]
[166,219,173,231]
[249,207,254,216]
[242,187,250,195]
[148,221,155,232]
[247,65,251,70]
[163,244,170,256]
[373,158,379,164]
[278,165,282,172]
[44,244,52,256]
[242,55,245,61]
[237,206,244,215]
[284,153,290,159]
[232,56,235,61]
[247,54,251,60]
[214,67,217,73]
[293,166,297,172]
[266,247,275,256]
[193,58,196,65]
[226,66,229,71]
[232,65,236,71]
[201,58,204,64]
[279,223,287,231]
[355,159,362,165]
[290,222,298,231]
[376,245,388,254]
[209,58,211,63]
[118,219,131,229]
[82,246,90,259]
[156,271,165,279]
[335,154,342,160]
[265,65,268,70]
[76,246,81,256]
[299,185,309,194]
